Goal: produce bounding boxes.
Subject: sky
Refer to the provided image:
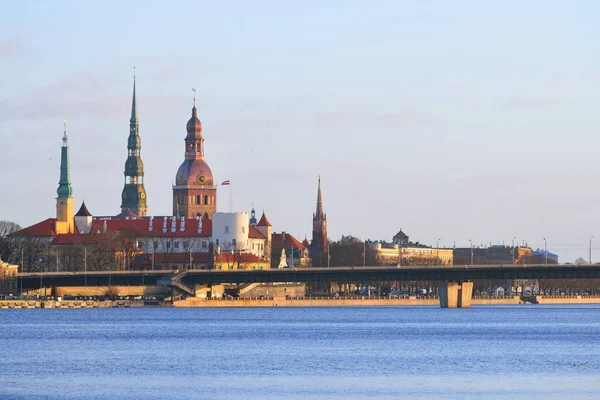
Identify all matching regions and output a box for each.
[2,1,600,262]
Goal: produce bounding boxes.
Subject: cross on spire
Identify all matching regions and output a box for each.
[192,87,197,107]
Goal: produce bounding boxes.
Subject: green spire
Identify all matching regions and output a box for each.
[57,120,73,199]
[130,69,138,124]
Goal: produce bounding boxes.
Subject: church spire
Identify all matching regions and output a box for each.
[57,120,73,199]
[55,120,75,234]
[130,66,138,123]
[315,175,325,221]
[121,71,147,217]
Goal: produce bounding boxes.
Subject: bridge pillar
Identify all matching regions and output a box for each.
[439,281,473,308]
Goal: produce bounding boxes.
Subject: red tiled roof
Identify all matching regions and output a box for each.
[256,212,271,227]
[271,232,305,251]
[9,218,58,237]
[248,225,266,239]
[90,217,213,238]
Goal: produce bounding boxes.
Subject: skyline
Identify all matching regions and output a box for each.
[2,1,600,262]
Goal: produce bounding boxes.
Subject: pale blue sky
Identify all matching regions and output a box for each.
[2,1,600,262]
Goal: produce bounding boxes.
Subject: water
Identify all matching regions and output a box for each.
[1,305,599,399]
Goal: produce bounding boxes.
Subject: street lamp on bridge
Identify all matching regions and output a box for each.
[436,238,441,264]
[468,239,473,266]
[543,237,547,266]
[590,236,594,265]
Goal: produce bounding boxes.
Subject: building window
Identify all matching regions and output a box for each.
[204,195,208,205]
[166,242,171,249]
[225,226,229,234]
[232,239,237,247]
[40,242,46,250]
[174,242,179,249]
[241,226,245,234]
[202,241,207,249]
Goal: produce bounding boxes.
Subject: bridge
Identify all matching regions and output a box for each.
[15,264,600,308]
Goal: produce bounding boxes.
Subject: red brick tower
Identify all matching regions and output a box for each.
[172,95,216,219]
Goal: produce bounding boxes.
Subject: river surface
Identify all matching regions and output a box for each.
[1,305,599,399]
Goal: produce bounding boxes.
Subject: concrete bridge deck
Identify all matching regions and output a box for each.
[16,264,600,289]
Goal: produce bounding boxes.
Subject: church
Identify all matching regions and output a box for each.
[9,77,328,273]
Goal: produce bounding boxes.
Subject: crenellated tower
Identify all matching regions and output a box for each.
[120,73,147,217]
[172,90,216,219]
[312,176,327,254]
[55,121,74,234]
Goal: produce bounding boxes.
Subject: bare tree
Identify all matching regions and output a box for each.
[0,221,22,262]
[575,257,587,265]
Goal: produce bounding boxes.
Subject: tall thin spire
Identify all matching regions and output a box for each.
[57,120,73,199]
[121,72,147,217]
[315,175,324,220]
[130,66,138,123]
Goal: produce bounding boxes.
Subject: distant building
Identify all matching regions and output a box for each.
[271,232,311,268]
[371,230,453,266]
[0,259,18,294]
[310,177,328,266]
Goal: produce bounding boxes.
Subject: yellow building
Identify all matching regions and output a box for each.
[372,229,454,266]
[0,259,18,294]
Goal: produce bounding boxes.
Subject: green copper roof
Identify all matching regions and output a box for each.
[130,77,138,124]
[57,124,73,199]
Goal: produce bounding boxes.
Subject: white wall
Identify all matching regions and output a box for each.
[212,212,249,251]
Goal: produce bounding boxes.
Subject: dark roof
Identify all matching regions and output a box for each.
[75,201,92,217]
[394,230,408,238]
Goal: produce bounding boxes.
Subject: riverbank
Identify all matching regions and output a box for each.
[0,299,145,309]
[174,296,523,307]
[3,295,600,308]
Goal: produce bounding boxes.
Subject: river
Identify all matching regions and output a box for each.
[1,305,599,399]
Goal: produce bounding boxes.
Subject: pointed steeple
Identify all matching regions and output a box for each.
[57,120,73,199]
[130,68,138,124]
[314,175,324,221]
[121,70,147,217]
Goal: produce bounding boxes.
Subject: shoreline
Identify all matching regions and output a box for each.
[2,295,600,309]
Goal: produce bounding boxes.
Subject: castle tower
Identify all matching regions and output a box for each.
[75,201,93,234]
[120,74,147,216]
[312,176,327,254]
[249,205,257,226]
[55,121,74,234]
[172,91,216,219]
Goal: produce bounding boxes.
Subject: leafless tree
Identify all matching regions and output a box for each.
[0,220,22,262]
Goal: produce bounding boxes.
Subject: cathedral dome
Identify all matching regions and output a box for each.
[186,106,202,140]
[175,159,214,186]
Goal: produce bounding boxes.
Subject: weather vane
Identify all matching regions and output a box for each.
[133,65,136,79]
[192,87,197,107]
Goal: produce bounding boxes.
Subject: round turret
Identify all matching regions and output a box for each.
[186,106,203,140]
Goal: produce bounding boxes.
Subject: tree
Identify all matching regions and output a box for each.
[0,220,22,262]
[575,257,587,265]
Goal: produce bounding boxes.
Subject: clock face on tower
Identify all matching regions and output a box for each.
[197,174,205,184]
[140,192,146,199]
